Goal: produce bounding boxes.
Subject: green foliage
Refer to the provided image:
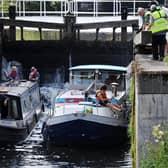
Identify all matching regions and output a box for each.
[24,1,61,12]
[140,125,168,168]
[25,2,40,11]
[128,77,134,138]
[16,29,60,40]
[0,1,9,12]
[129,77,134,111]
[163,55,168,65]
[128,76,136,167]
[0,1,16,14]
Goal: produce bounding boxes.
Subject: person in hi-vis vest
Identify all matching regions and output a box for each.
[147,4,168,61]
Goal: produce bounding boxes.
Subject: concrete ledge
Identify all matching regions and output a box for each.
[135,54,168,74]
[134,53,168,168]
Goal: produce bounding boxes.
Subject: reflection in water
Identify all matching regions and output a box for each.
[45,143,132,168]
[0,120,132,168]
[0,85,132,168]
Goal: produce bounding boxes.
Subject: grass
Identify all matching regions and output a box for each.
[0,0,16,12]
[128,76,136,168]
[163,55,168,65]
[140,125,168,168]
[16,29,60,40]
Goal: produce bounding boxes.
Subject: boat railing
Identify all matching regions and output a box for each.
[0,79,29,87]
[52,97,130,120]
[0,0,151,17]
[0,79,20,87]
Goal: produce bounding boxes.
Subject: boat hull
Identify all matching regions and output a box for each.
[0,115,39,144]
[0,126,28,144]
[42,114,128,146]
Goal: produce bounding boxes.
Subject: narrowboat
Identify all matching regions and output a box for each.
[0,80,44,143]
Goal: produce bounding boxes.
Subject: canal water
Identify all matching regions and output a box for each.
[0,85,132,168]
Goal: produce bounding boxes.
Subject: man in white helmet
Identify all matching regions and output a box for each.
[147,4,168,60]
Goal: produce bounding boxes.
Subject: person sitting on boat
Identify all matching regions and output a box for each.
[8,66,19,80]
[29,66,40,82]
[96,85,121,112]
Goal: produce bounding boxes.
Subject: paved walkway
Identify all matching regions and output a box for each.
[135,54,168,73]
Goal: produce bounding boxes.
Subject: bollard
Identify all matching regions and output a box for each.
[63,15,76,40]
[0,24,3,57]
[121,6,128,41]
[121,7,128,20]
[9,3,16,41]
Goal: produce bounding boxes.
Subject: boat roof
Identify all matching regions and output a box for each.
[69,65,127,72]
[0,80,38,97]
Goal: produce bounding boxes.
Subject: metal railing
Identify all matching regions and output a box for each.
[0,0,152,17]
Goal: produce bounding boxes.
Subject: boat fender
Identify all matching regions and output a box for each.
[26,122,30,135]
[34,113,38,123]
[41,104,45,112]
[41,122,46,134]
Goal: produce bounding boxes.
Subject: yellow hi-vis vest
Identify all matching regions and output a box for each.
[150,9,168,34]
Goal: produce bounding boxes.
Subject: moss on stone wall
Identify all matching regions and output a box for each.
[128,76,136,168]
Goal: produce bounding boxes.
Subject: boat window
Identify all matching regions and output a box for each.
[21,96,32,118]
[71,71,97,85]
[20,86,41,118]
[0,96,9,119]
[24,100,26,108]
[104,73,125,91]
[10,99,20,120]
[70,70,126,91]
[0,96,20,120]
[31,87,40,108]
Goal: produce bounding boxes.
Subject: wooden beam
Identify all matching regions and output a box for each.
[77,28,80,40]
[59,29,62,40]
[0,18,64,29]
[0,18,138,30]
[96,28,99,41]
[39,27,42,40]
[75,19,138,29]
[112,27,116,41]
[20,26,24,41]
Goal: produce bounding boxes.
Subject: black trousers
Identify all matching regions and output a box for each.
[152,33,166,60]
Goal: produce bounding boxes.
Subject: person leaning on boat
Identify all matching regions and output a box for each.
[96,85,121,112]
[29,66,40,82]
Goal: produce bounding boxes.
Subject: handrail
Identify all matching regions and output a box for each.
[0,0,152,17]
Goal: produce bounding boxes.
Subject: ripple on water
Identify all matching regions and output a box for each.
[0,87,132,168]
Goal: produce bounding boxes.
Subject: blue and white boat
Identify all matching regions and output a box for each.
[42,64,131,146]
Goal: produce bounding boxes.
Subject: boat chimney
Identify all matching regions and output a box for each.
[111,82,119,97]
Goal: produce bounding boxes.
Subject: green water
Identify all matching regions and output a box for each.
[16,29,60,40]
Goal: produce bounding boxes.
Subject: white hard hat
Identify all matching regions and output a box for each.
[150,4,157,12]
